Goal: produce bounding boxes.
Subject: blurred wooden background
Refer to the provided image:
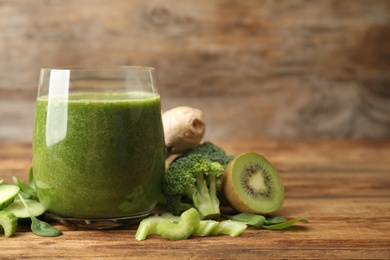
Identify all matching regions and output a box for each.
[1,0,389,142]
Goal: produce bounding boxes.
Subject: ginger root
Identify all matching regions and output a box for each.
[162,106,206,156]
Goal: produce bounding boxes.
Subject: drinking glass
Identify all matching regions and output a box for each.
[32,66,165,229]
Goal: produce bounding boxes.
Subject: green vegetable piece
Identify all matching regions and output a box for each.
[224,212,266,228]
[28,167,35,190]
[225,213,308,230]
[31,218,63,237]
[161,212,181,222]
[135,214,170,241]
[135,208,201,241]
[182,141,234,169]
[17,194,62,237]
[196,220,219,236]
[210,220,247,237]
[263,218,309,230]
[12,176,37,199]
[0,184,20,210]
[0,179,3,184]
[157,208,200,241]
[0,211,18,237]
[163,154,224,219]
[162,212,239,237]
[265,215,287,225]
[160,212,220,236]
[4,199,45,219]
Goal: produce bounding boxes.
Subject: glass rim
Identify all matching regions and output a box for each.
[40,66,156,72]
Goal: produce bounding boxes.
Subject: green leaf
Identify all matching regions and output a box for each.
[30,217,63,237]
[17,194,62,237]
[263,218,309,230]
[28,167,35,190]
[225,213,308,230]
[265,216,286,225]
[12,176,37,199]
[224,213,266,228]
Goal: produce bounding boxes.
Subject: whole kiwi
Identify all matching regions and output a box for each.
[222,152,284,214]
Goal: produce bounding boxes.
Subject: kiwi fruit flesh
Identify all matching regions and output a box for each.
[222,152,284,214]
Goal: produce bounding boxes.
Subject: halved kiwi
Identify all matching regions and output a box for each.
[222,152,284,214]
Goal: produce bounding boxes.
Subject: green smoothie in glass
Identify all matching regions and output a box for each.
[32,67,165,228]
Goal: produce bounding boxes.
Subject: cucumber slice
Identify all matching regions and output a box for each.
[0,211,18,237]
[4,199,45,219]
[0,184,20,210]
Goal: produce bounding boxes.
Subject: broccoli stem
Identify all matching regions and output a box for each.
[190,173,220,219]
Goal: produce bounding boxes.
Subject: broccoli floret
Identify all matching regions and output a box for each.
[163,154,224,219]
[179,142,235,206]
[181,141,234,169]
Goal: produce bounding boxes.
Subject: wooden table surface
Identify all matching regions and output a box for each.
[1,140,390,259]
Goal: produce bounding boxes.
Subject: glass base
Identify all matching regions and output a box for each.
[46,212,150,229]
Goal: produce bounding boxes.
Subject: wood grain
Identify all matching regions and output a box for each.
[1,139,390,259]
[1,0,390,141]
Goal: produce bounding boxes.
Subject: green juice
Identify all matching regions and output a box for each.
[32,92,165,219]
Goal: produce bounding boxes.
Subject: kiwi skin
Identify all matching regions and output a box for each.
[222,152,284,214]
